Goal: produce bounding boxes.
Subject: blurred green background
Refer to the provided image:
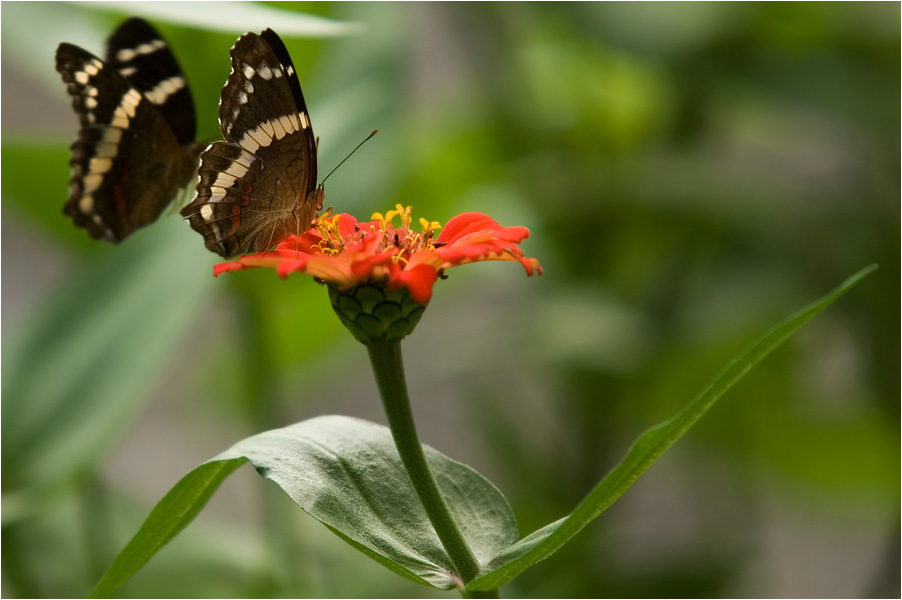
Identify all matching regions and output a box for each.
[2,2,898,598]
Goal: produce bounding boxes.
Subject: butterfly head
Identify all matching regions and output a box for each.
[296,184,325,232]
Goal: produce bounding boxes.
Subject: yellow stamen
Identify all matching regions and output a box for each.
[368,207,443,249]
[383,207,400,227]
[315,211,346,248]
[397,204,413,229]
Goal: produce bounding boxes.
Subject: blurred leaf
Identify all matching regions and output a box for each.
[77,2,364,36]
[92,416,518,596]
[90,458,248,599]
[1,217,217,521]
[467,265,877,591]
[0,1,360,86]
[1,142,86,248]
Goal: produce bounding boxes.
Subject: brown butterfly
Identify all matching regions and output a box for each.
[180,29,323,258]
[56,18,200,242]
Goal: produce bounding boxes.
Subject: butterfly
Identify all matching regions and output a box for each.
[180,28,323,259]
[56,17,200,242]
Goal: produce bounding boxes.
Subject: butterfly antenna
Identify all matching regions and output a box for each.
[319,130,378,187]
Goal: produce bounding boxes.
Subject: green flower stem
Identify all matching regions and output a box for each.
[366,340,499,599]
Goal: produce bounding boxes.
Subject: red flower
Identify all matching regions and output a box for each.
[214,206,542,304]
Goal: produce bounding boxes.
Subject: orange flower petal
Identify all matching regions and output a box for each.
[211,210,541,302]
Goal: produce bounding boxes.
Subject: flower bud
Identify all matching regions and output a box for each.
[328,282,427,344]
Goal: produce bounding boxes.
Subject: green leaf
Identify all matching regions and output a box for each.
[76,2,362,36]
[90,458,247,599]
[1,216,216,522]
[91,416,518,597]
[1,143,82,246]
[467,265,877,591]
[216,415,518,589]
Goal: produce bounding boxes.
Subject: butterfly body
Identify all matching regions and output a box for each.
[56,18,200,242]
[181,29,322,259]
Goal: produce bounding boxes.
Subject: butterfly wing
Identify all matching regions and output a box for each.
[105,17,196,147]
[181,29,320,258]
[56,38,196,242]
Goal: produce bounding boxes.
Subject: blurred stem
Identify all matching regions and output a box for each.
[366,340,499,599]
[1,525,43,598]
[866,518,901,598]
[238,287,282,429]
[237,289,308,595]
[80,476,114,585]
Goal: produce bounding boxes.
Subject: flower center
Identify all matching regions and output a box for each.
[314,204,443,264]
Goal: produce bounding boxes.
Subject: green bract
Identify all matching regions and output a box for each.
[328,283,427,343]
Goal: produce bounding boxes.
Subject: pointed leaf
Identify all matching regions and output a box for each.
[214,415,518,589]
[91,416,518,597]
[89,2,364,36]
[90,458,247,598]
[467,265,877,591]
